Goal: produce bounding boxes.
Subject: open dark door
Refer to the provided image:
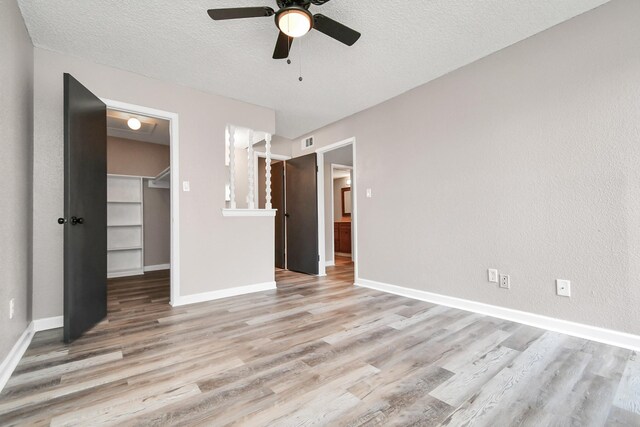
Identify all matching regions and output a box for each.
[272,161,286,269]
[285,153,319,275]
[61,74,107,343]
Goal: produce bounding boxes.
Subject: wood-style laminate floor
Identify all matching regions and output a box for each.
[1,258,639,426]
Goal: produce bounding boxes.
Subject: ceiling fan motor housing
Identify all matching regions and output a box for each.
[275,5,314,32]
[277,0,312,9]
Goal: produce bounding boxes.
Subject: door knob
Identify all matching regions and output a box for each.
[70,216,84,225]
[58,218,67,224]
[284,213,290,218]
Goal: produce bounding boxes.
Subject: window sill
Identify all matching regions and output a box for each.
[222,209,276,217]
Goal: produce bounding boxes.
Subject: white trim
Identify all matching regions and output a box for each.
[325,261,335,267]
[173,281,277,307]
[317,152,326,276]
[152,166,171,182]
[356,278,640,352]
[0,315,68,391]
[331,164,354,170]
[222,209,277,217]
[107,270,144,279]
[330,166,336,265]
[33,316,64,332]
[144,264,171,272]
[330,163,353,262]
[253,152,291,204]
[315,137,358,278]
[147,181,170,189]
[0,323,35,392]
[102,99,181,307]
[107,173,155,180]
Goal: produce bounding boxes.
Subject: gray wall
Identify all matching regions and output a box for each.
[232,147,250,209]
[255,135,293,158]
[0,0,33,361]
[293,0,640,335]
[32,48,276,319]
[143,185,170,267]
[107,136,169,177]
[323,146,353,262]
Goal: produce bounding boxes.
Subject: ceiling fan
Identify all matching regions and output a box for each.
[207,1,361,59]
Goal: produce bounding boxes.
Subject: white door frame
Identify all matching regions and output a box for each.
[315,137,357,279]
[329,164,353,267]
[101,98,181,306]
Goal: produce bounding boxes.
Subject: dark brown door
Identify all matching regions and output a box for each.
[285,153,318,275]
[272,161,286,269]
[62,74,107,343]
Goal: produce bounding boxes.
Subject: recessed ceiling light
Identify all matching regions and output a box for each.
[127,118,141,130]
[277,7,312,38]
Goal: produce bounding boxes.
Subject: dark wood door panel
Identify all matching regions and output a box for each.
[63,74,107,343]
[285,153,318,275]
[272,161,286,269]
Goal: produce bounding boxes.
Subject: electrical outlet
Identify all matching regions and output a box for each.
[182,181,190,192]
[9,298,15,319]
[366,188,372,198]
[488,269,498,283]
[499,274,510,289]
[556,279,571,297]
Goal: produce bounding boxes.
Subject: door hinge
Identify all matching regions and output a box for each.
[318,255,320,261]
[316,166,319,173]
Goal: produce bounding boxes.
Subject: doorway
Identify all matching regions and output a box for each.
[105,108,172,304]
[331,165,353,264]
[316,138,358,278]
[255,152,290,270]
[102,99,181,307]
[257,151,320,276]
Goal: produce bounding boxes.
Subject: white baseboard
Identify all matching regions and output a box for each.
[144,264,170,272]
[325,260,335,267]
[356,278,640,352]
[173,281,277,307]
[33,316,64,332]
[0,323,35,392]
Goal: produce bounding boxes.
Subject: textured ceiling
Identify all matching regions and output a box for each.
[18,0,609,139]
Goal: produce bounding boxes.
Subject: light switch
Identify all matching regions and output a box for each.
[488,269,498,283]
[183,181,190,192]
[366,188,372,198]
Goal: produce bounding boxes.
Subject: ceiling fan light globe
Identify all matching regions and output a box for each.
[277,8,312,38]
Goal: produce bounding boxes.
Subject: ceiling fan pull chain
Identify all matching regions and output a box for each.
[299,37,303,82]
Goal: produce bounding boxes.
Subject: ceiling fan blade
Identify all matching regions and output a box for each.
[313,14,361,46]
[273,31,293,59]
[207,7,275,21]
